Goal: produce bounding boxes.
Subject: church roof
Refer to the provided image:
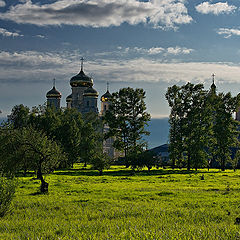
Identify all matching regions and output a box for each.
[66,93,72,102]
[70,69,93,87]
[70,59,93,87]
[46,86,61,98]
[101,90,112,102]
[84,86,98,97]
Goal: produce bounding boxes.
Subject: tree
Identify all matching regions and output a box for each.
[166,83,240,171]
[0,126,66,193]
[232,150,240,172]
[211,93,239,171]
[104,87,151,167]
[139,150,157,172]
[8,104,30,129]
[166,83,210,170]
[90,150,111,175]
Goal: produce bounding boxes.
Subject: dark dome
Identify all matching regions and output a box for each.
[211,82,216,89]
[46,87,61,98]
[70,70,93,87]
[101,90,112,102]
[66,94,72,102]
[84,86,98,97]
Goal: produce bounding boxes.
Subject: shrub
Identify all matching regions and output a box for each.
[0,177,16,217]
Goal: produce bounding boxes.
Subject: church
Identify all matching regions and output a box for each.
[45,58,117,158]
[45,58,111,116]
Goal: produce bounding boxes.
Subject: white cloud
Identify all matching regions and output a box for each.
[35,34,46,39]
[166,46,193,55]
[0,28,23,37]
[101,46,194,56]
[0,0,192,29]
[217,28,240,38]
[148,47,165,55]
[195,1,237,15]
[0,50,240,86]
[0,0,5,7]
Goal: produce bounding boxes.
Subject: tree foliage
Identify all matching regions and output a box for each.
[104,87,151,167]
[166,82,240,171]
[0,126,66,193]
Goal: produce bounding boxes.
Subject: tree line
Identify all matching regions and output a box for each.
[0,87,152,193]
[166,82,240,171]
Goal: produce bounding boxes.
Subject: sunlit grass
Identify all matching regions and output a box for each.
[1,165,240,239]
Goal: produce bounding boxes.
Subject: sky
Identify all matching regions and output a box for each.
[1,0,240,120]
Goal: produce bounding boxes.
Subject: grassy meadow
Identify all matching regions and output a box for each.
[1,165,240,239]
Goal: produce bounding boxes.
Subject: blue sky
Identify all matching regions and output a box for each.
[1,0,240,119]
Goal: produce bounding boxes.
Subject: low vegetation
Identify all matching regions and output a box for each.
[1,165,240,239]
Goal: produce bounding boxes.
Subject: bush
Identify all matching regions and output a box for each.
[0,177,16,217]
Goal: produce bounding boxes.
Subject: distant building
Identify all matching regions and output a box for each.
[46,79,61,109]
[45,58,120,159]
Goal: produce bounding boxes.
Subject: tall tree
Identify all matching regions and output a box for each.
[212,93,239,171]
[166,83,240,171]
[104,87,151,167]
[166,83,210,170]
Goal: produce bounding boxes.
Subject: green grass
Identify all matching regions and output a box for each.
[1,165,240,239]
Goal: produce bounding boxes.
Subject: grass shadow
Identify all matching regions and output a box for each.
[54,167,220,177]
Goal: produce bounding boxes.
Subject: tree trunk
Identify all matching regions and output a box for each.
[221,158,225,171]
[99,169,103,176]
[37,166,48,193]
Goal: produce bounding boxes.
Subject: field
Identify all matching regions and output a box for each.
[1,165,240,239]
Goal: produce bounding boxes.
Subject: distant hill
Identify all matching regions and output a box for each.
[144,118,169,149]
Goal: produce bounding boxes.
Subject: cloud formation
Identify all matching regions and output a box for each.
[0,0,5,7]
[1,50,240,85]
[0,0,192,29]
[0,28,23,37]
[195,1,236,15]
[217,28,240,38]
[103,46,194,56]
[166,46,193,55]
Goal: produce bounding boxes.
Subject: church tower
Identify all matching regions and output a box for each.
[66,94,72,109]
[83,86,99,113]
[210,73,216,95]
[69,58,94,112]
[46,79,61,110]
[100,83,112,115]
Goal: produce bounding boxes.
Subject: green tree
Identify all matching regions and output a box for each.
[139,150,157,172]
[104,87,151,167]
[0,126,65,193]
[8,104,30,129]
[212,93,239,171]
[166,83,210,170]
[90,150,111,175]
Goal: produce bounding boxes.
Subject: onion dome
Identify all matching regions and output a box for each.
[101,90,112,102]
[70,58,93,87]
[66,94,72,102]
[46,86,61,98]
[84,86,98,97]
